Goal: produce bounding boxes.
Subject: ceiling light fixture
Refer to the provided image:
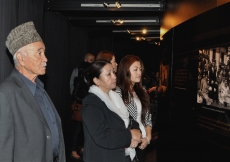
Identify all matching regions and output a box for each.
[148,42,160,45]
[96,19,158,23]
[131,36,160,40]
[81,3,162,8]
[136,37,140,41]
[115,1,121,8]
[113,30,160,33]
[127,29,131,34]
[111,19,116,24]
[145,37,160,39]
[117,19,123,24]
[103,2,109,8]
[142,29,147,34]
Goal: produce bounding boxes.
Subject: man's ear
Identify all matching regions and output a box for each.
[16,52,25,66]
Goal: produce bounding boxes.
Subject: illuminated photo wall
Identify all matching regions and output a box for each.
[197,47,230,109]
[196,47,230,137]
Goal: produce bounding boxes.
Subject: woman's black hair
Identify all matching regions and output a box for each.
[88,60,111,86]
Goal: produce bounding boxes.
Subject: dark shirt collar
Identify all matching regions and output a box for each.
[16,69,44,96]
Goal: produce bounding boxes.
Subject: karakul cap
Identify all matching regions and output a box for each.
[5,21,43,55]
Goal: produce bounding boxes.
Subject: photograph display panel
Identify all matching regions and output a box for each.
[197,47,230,138]
[197,48,230,108]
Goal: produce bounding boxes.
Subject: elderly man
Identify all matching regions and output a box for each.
[0,22,66,162]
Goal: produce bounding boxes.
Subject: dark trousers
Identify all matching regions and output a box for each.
[136,147,145,162]
[71,120,84,151]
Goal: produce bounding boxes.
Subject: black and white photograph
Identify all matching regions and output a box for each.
[160,63,170,93]
[197,47,230,109]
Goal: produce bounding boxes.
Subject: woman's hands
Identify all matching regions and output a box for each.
[130,129,142,148]
[138,136,150,150]
[130,139,139,148]
[130,128,152,149]
[129,136,151,149]
[139,126,152,149]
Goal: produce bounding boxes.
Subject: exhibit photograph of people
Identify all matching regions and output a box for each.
[160,63,170,93]
[197,47,230,109]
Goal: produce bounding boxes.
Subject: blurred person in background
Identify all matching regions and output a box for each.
[96,50,118,73]
[70,53,94,95]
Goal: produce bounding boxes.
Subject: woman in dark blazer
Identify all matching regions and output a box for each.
[81,60,142,162]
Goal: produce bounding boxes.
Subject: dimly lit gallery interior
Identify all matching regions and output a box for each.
[1,0,230,161]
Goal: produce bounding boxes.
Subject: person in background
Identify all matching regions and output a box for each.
[146,71,160,138]
[70,61,92,160]
[0,21,65,162]
[197,73,202,90]
[208,60,217,85]
[147,71,160,94]
[141,71,150,90]
[116,55,152,162]
[81,60,142,162]
[200,74,213,105]
[219,78,230,106]
[227,55,230,69]
[96,50,118,73]
[70,53,95,94]
[69,53,94,159]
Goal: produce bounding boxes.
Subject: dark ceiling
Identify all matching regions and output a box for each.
[45,0,165,43]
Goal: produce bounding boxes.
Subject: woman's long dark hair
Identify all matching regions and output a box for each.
[117,55,150,126]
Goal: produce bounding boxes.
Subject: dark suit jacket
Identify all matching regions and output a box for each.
[0,69,65,162]
[81,93,132,162]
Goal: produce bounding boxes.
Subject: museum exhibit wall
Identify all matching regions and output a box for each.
[160,2,230,157]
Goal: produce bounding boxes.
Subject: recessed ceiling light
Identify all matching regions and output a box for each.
[103,2,109,8]
[96,19,158,23]
[81,3,162,8]
[117,19,123,24]
[115,1,121,8]
[111,19,116,24]
[113,30,160,33]
[142,29,147,34]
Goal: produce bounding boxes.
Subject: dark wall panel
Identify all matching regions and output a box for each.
[161,0,230,38]
[112,40,160,72]
[44,11,69,127]
[89,35,113,56]
[18,0,45,37]
[0,0,16,83]
[68,26,90,81]
[173,2,230,54]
